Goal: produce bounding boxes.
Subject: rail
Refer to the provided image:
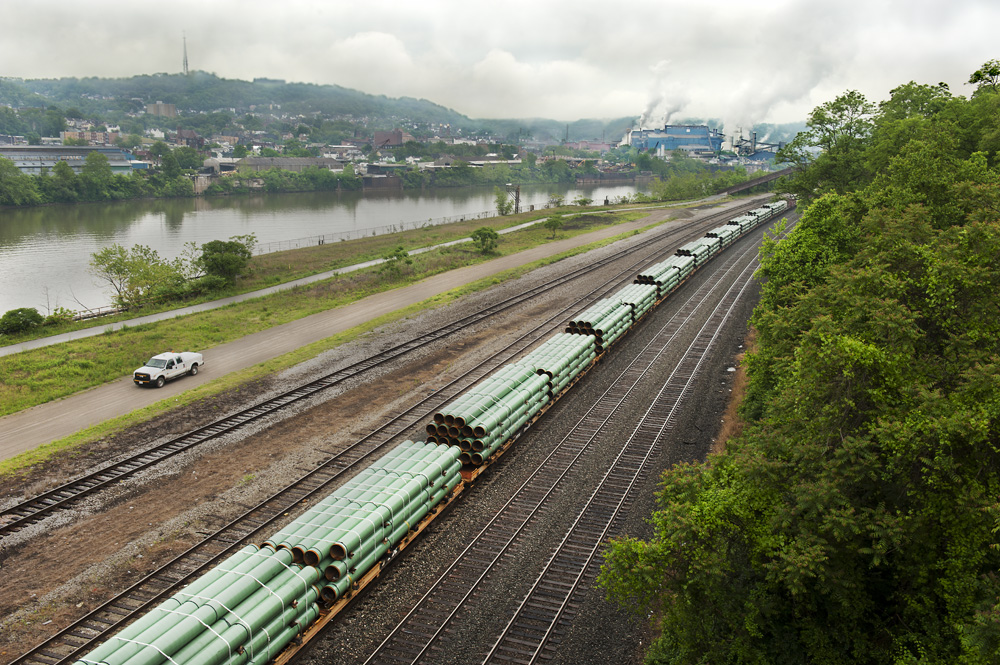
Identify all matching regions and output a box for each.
[6,199,774,665]
[362,217,770,664]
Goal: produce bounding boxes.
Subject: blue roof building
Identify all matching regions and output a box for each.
[0,146,137,175]
[628,125,723,155]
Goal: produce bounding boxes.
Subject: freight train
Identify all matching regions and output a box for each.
[73,198,789,665]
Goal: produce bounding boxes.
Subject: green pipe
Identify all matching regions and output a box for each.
[321,454,460,563]
[282,460,436,559]
[87,547,269,663]
[169,575,320,665]
[79,546,263,665]
[98,548,300,665]
[218,599,320,665]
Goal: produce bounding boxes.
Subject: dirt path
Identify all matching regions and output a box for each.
[0,209,695,461]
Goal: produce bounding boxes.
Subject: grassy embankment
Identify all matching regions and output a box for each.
[0,202,690,474]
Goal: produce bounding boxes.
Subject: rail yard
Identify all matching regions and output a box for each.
[0,195,795,665]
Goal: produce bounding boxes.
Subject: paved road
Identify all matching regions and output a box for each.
[0,197,749,462]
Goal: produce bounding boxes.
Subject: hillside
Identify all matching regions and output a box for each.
[0,72,801,144]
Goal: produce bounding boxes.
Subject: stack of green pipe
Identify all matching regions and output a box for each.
[565,297,633,352]
[676,239,712,265]
[261,440,462,601]
[513,332,597,399]
[727,214,755,233]
[75,545,322,665]
[614,283,658,324]
[426,365,539,450]
[429,361,556,465]
[706,224,739,247]
[635,254,697,298]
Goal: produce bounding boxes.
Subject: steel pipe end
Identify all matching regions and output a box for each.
[304,548,323,567]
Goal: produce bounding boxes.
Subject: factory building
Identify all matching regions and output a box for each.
[625,124,724,157]
[0,146,137,175]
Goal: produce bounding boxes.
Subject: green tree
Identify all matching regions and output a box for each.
[173,146,203,169]
[149,141,170,159]
[116,133,144,150]
[777,90,876,201]
[601,67,1000,665]
[470,227,499,254]
[0,156,41,206]
[89,243,185,308]
[968,58,1000,93]
[80,151,114,200]
[542,215,564,238]
[0,307,44,335]
[160,151,182,179]
[494,186,514,215]
[196,235,256,283]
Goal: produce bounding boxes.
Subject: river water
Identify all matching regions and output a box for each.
[0,183,647,314]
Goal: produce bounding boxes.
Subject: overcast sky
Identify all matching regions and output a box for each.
[3,0,997,134]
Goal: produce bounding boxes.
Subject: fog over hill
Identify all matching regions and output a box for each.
[0,72,805,145]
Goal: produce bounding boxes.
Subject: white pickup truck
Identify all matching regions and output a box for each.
[133,351,204,388]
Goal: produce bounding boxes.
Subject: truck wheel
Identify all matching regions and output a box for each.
[155,376,165,388]
[189,364,199,376]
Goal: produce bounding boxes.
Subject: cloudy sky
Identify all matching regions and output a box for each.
[3,0,997,132]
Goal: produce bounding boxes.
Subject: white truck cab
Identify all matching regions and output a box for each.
[133,351,204,388]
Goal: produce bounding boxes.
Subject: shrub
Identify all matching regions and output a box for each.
[0,307,44,335]
[471,227,500,254]
[43,307,75,326]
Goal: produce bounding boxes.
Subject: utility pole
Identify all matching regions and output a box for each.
[505,183,520,215]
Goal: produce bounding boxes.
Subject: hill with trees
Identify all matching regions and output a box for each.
[0,72,802,145]
[599,61,1000,664]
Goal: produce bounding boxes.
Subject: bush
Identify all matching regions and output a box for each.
[43,307,75,326]
[0,307,44,335]
[471,227,500,254]
[187,274,231,295]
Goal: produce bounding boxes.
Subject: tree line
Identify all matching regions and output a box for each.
[598,61,1000,663]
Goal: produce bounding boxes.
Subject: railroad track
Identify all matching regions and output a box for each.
[484,241,767,664]
[362,222,772,664]
[0,200,763,541]
[6,200,770,665]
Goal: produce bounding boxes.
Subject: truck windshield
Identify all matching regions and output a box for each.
[146,358,167,368]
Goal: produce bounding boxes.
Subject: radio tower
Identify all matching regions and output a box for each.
[183,33,189,75]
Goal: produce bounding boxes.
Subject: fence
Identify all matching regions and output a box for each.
[252,208,499,255]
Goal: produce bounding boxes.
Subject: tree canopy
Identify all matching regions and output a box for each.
[600,60,1000,665]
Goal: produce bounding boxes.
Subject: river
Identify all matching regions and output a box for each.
[0,183,648,314]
